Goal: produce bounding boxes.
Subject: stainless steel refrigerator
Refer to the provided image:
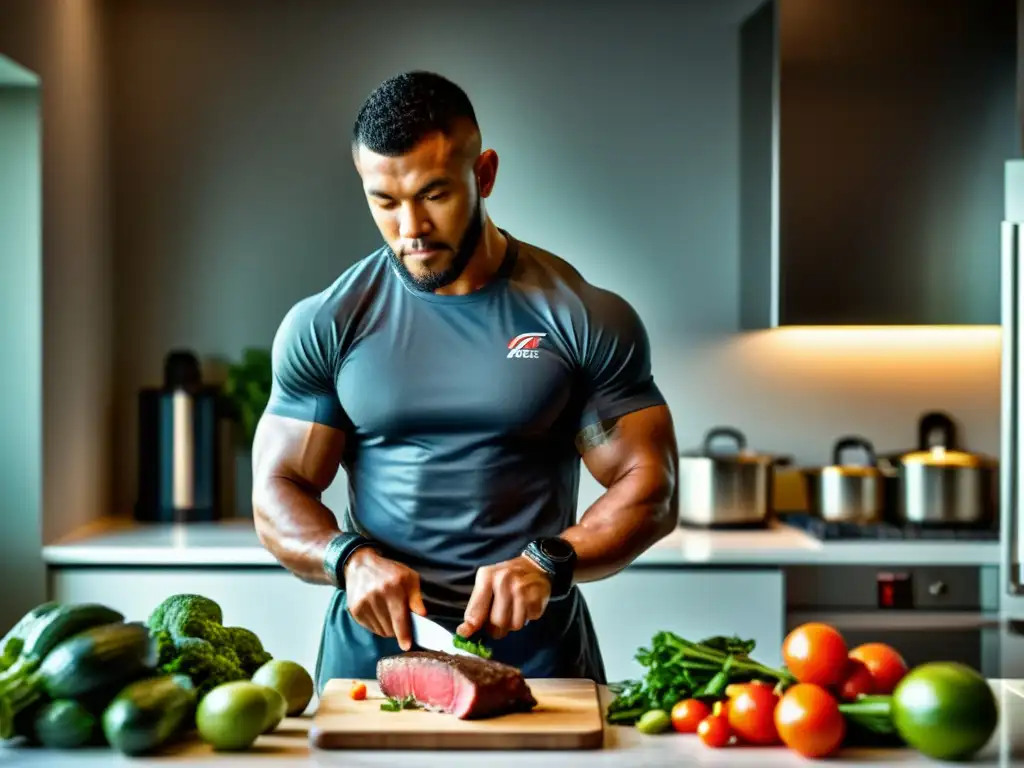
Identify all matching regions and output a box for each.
[1000,159,1024,675]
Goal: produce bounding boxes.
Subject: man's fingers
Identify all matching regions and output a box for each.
[351,600,385,637]
[458,569,494,637]
[386,591,414,651]
[488,578,513,640]
[408,577,427,617]
[510,599,527,633]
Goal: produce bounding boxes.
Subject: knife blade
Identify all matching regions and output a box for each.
[409,613,476,657]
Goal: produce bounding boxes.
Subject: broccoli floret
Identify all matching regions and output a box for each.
[152,629,176,667]
[146,593,270,699]
[226,627,272,675]
[146,594,223,633]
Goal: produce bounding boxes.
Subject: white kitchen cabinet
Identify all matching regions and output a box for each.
[48,567,333,711]
[578,568,786,684]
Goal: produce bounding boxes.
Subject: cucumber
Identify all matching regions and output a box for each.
[33,699,99,749]
[0,603,124,687]
[102,674,197,756]
[0,602,60,672]
[38,621,157,700]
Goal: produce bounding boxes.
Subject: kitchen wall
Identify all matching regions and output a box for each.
[104,0,1005,518]
[0,1,110,626]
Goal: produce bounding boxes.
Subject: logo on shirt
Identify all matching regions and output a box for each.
[507,332,547,359]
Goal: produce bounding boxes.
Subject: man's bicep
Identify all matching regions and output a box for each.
[577,405,677,488]
[252,414,345,496]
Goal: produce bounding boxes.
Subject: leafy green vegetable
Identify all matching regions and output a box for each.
[605,633,793,725]
[380,695,420,712]
[453,635,492,659]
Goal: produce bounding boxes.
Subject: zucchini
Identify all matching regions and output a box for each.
[0,603,123,686]
[102,674,197,756]
[33,699,99,749]
[8,695,47,744]
[37,621,157,700]
[0,602,60,672]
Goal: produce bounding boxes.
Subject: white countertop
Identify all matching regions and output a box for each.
[3,681,1022,766]
[40,517,1000,568]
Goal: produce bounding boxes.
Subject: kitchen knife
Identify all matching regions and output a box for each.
[409,612,476,657]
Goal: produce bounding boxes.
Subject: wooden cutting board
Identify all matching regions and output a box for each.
[309,677,605,750]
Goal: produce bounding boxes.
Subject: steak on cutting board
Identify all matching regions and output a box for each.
[377,651,538,720]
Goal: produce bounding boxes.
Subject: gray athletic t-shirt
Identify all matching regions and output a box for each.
[265,231,665,686]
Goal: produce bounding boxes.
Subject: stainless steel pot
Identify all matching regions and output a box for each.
[803,436,885,524]
[678,427,791,527]
[882,412,999,526]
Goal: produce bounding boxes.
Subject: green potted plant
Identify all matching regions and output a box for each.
[222,347,272,448]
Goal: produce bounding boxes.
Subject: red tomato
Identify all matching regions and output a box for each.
[349,681,367,700]
[837,658,875,701]
[774,683,846,759]
[697,714,732,748]
[727,684,780,745]
[782,623,849,687]
[671,699,711,733]
[849,643,908,694]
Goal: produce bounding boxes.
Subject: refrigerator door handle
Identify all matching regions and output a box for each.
[1002,220,1023,598]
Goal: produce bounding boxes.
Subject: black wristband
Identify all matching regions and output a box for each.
[522,537,577,601]
[323,532,375,589]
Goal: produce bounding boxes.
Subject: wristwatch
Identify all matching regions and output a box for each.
[522,537,577,601]
[323,532,376,590]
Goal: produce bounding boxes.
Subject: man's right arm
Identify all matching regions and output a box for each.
[250,293,425,648]
[250,413,346,586]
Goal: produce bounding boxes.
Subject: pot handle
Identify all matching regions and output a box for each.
[831,435,877,467]
[702,426,747,456]
[917,411,957,450]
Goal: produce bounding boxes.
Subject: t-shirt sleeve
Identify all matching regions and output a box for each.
[263,294,351,431]
[577,289,666,431]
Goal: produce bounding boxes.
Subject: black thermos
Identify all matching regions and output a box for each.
[135,350,223,523]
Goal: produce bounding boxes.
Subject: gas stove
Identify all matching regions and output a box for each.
[777,512,999,541]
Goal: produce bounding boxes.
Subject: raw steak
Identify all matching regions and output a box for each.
[377,651,537,719]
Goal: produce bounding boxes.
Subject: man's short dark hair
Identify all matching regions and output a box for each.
[352,70,479,156]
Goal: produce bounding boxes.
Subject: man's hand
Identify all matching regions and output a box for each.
[344,548,427,651]
[457,556,551,640]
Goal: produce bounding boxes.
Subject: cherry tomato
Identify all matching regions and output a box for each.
[349,681,367,700]
[671,699,711,733]
[849,643,908,694]
[727,684,780,745]
[837,658,875,701]
[774,683,846,759]
[782,622,849,687]
[725,680,773,698]
[697,714,732,748]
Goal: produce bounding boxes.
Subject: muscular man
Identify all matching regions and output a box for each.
[251,71,678,691]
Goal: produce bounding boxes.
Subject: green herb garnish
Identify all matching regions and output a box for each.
[604,632,794,726]
[380,694,420,712]
[453,634,493,659]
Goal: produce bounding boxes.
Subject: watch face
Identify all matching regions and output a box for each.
[539,537,574,561]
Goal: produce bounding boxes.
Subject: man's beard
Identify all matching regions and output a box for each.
[387,197,483,293]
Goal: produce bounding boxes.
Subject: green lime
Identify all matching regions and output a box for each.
[258,685,287,733]
[251,659,314,716]
[196,681,270,751]
[891,662,998,761]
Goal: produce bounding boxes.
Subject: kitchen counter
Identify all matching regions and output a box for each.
[41,517,1000,568]
[4,682,1023,766]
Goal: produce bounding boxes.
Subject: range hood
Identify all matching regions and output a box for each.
[739,0,1018,328]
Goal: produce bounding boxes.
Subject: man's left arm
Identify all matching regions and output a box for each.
[562,404,678,582]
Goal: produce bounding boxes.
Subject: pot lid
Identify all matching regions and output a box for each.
[681,426,790,464]
[900,445,988,468]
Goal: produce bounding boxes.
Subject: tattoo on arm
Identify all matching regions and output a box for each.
[575,417,621,453]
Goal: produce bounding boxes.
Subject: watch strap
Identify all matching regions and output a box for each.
[523,539,575,601]
[323,532,375,589]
